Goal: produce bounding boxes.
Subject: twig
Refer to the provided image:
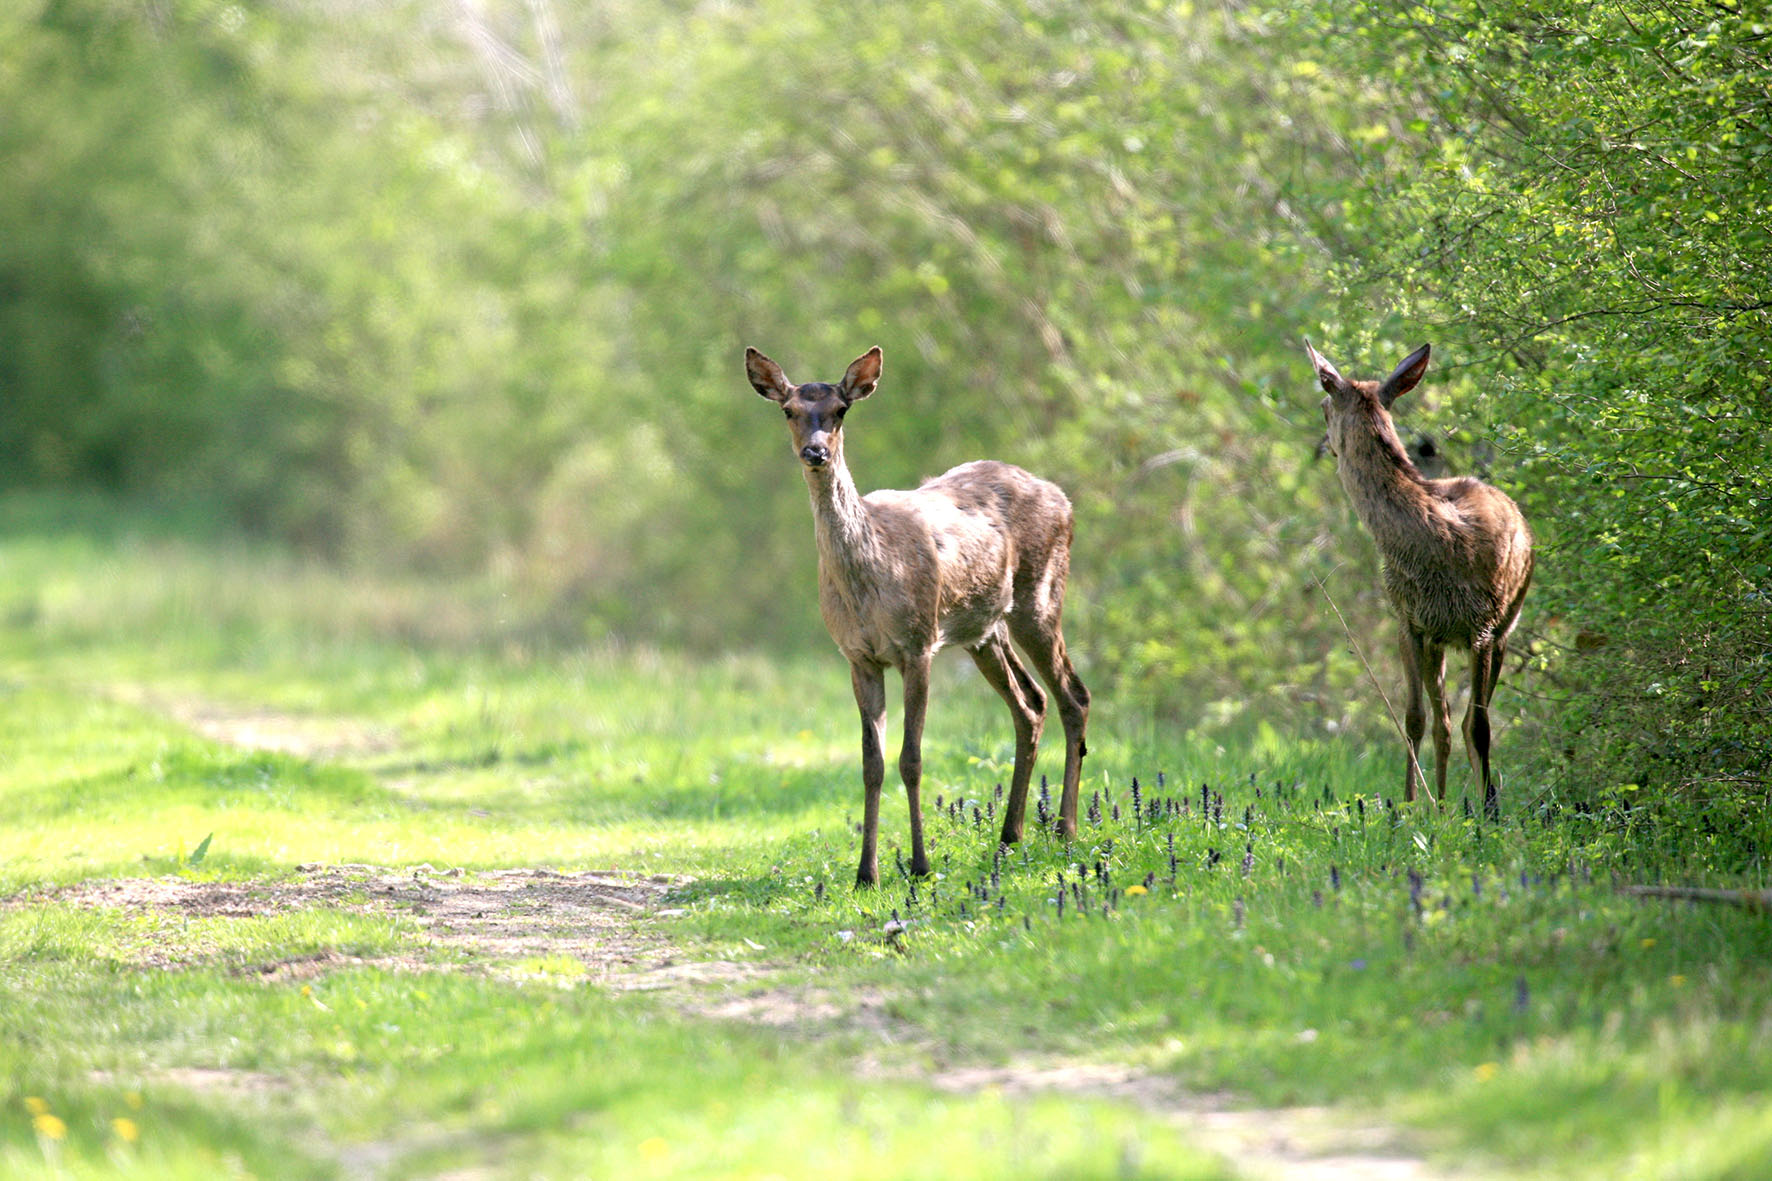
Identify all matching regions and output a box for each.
[1621,885,1772,913]
[1311,570,1427,797]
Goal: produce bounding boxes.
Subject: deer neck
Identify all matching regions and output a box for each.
[1336,408,1437,548]
[803,447,884,589]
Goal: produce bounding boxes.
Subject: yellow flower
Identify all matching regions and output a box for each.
[1125,884,1149,897]
[24,1097,49,1116]
[1474,1062,1499,1082]
[1639,938,1656,950]
[639,1136,670,1162]
[34,1112,67,1140]
[112,1117,140,1143]
[1670,974,1687,988]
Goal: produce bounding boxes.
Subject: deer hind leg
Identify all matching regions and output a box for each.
[1464,639,1502,820]
[1471,578,1527,821]
[850,662,888,888]
[968,630,1046,847]
[898,655,934,878]
[1400,628,1428,802]
[1009,611,1089,842]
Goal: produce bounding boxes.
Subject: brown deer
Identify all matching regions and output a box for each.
[1306,341,1533,818]
[746,345,1090,887]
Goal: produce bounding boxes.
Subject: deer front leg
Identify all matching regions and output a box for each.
[899,655,934,878]
[851,661,888,888]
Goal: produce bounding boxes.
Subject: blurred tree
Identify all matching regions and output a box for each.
[571,0,1385,725]
[0,0,607,559]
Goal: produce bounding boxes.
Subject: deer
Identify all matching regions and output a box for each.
[1306,341,1534,819]
[745,345,1090,887]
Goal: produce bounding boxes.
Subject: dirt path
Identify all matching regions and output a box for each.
[930,1063,1437,1180]
[40,864,760,989]
[37,863,1451,1181]
[65,691,1456,1181]
[687,977,1448,1181]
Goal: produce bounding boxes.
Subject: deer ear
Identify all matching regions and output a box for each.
[1379,344,1431,407]
[1304,340,1345,396]
[840,346,882,402]
[745,347,791,403]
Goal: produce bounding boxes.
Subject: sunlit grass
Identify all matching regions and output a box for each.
[0,903,412,970]
[3,956,1230,1180]
[3,497,1771,1178]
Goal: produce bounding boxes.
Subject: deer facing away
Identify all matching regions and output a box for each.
[746,345,1090,887]
[1307,342,1534,817]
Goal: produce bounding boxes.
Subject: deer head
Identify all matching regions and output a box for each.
[745,346,882,470]
[1306,341,1431,458]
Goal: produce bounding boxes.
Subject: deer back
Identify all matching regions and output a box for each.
[1310,342,1533,648]
[824,461,1071,664]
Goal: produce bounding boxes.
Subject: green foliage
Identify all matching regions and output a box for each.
[0,0,1385,725]
[0,0,610,561]
[578,0,1368,692]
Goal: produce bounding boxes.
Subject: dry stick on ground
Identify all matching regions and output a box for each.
[1311,570,1429,801]
[1620,885,1772,913]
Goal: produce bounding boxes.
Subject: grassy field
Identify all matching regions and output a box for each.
[3,495,1770,1179]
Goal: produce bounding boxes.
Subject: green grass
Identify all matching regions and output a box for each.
[4,954,1224,1180]
[2,494,1770,1178]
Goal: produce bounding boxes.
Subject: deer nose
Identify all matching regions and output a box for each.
[800,443,830,467]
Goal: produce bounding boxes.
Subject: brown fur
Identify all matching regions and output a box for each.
[747,346,1090,886]
[1307,342,1533,817]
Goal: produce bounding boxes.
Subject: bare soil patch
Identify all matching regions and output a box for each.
[88,1064,292,1097]
[931,1061,1440,1180]
[35,864,731,985]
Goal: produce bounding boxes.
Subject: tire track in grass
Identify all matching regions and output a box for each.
[678,977,1453,1181]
